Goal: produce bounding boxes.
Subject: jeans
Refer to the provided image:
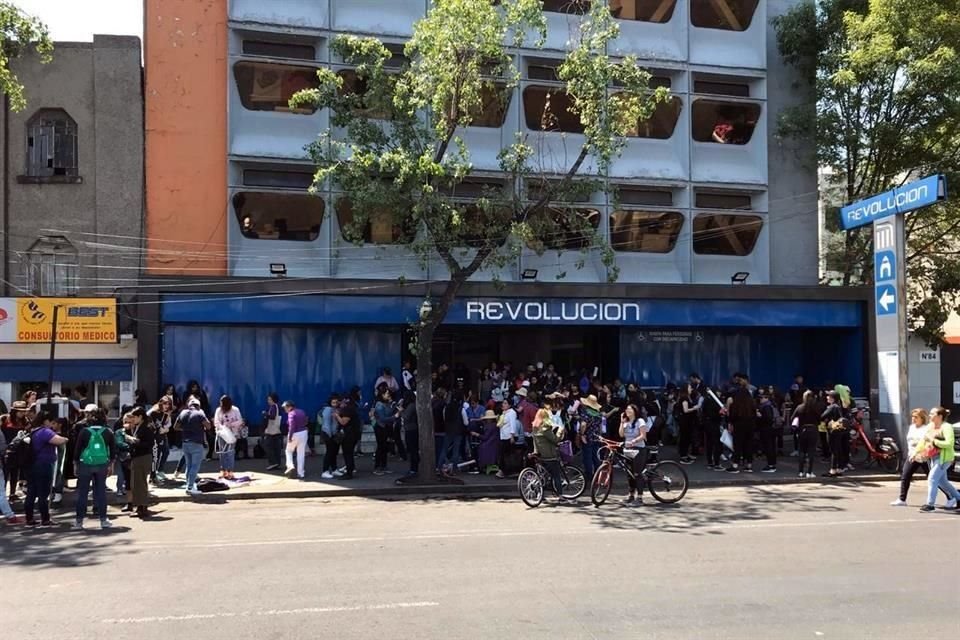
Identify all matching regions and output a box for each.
[25,463,55,523]
[828,429,846,470]
[0,468,14,518]
[926,458,960,506]
[342,432,359,475]
[677,419,694,458]
[438,433,463,469]
[154,434,170,476]
[75,463,109,523]
[5,464,20,498]
[582,441,600,481]
[703,420,722,467]
[626,448,649,495]
[131,454,152,506]
[732,420,755,467]
[405,429,420,473]
[542,458,563,495]
[263,433,283,467]
[181,441,205,492]
[320,433,340,473]
[218,439,236,471]
[285,430,308,478]
[899,459,949,502]
[760,425,778,467]
[374,425,390,470]
[798,426,817,474]
[392,422,407,460]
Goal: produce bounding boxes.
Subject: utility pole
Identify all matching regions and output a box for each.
[45,304,59,410]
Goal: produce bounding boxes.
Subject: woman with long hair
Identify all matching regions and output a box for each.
[891,409,950,506]
[619,404,649,504]
[918,407,959,512]
[213,395,244,480]
[147,395,175,483]
[792,390,820,479]
[123,407,155,519]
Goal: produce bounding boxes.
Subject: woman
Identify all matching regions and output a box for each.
[677,385,700,465]
[620,404,649,505]
[185,380,213,459]
[213,396,244,480]
[2,401,30,501]
[532,408,562,496]
[477,409,500,475]
[918,407,960,512]
[114,411,133,505]
[496,399,521,479]
[24,411,68,526]
[790,390,820,479]
[372,390,396,476]
[124,407,155,519]
[579,395,604,481]
[0,427,23,524]
[147,395,174,483]
[891,408,951,506]
[262,392,283,471]
[820,392,845,477]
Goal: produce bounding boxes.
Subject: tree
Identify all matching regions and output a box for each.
[292,0,667,482]
[774,0,960,346]
[0,2,52,111]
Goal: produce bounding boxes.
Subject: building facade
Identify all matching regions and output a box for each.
[0,35,143,413]
[141,0,869,417]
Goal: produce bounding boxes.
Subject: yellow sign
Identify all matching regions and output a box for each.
[0,297,118,344]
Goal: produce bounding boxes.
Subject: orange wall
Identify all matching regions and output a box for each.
[144,0,227,275]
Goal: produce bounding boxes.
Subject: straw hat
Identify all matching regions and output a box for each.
[481,410,498,420]
[10,400,28,411]
[516,387,528,398]
[581,395,602,411]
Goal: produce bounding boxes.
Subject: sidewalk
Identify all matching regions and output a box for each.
[69,446,898,505]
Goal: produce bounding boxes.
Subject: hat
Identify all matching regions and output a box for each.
[521,380,530,388]
[187,397,201,408]
[482,410,498,420]
[581,395,602,411]
[10,400,28,411]
[516,387,528,398]
[546,392,561,399]
[84,404,99,413]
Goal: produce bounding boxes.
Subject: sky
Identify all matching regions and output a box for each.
[12,0,142,42]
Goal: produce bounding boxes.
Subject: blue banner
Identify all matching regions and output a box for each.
[840,174,946,230]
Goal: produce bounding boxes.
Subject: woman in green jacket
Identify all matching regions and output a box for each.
[919,407,959,512]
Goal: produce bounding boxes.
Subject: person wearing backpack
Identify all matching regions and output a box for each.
[24,412,68,527]
[72,408,117,530]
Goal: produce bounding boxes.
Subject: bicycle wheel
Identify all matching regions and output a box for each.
[518,467,544,508]
[879,450,901,474]
[590,462,613,507]
[847,435,870,466]
[560,464,586,500]
[646,460,688,504]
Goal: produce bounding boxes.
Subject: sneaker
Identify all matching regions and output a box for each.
[798,472,805,479]
[25,519,37,527]
[725,467,740,474]
[761,466,776,473]
[919,504,936,512]
[52,493,63,505]
[890,498,907,507]
[186,489,202,497]
[705,464,714,470]
[5,516,24,525]
[383,469,394,475]
[39,520,54,527]
[156,472,168,482]
[806,473,816,479]
[946,498,958,510]
[622,495,635,504]
[266,464,280,471]
[372,470,385,477]
[333,469,345,478]
[743,467,754,473]
[284,468,296,477]
[100,519,113,530]
[679,457,694,465]
[321,471,334,479]
[71,520,84,531]
[845,464,855,472]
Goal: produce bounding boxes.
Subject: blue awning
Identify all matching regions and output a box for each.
[0,359,133,382]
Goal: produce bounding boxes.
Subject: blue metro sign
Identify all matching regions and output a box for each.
[840,174,947,230]
[875,284,897,316]
[874,250,896,283]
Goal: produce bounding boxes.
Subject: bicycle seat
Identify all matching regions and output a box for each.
[873,428,887,437]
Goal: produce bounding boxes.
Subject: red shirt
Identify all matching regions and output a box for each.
[519,400,537,434]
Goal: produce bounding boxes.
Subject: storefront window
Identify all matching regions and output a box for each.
[692,214,762,256]
[233,61,319,113]
[610,210,683,253]
[692,99,761,145]
[690,0,760,31]
[233,192,325,241]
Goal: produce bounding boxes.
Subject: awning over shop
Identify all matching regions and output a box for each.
[0,359,134,382]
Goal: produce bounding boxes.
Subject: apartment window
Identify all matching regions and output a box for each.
[527,59,561,82]
[25,109,78,178]
[692,100,761,145]
[615,187,673,206]
[242,40,316,61]
[610,210,683,253]
[242,168,315,189]
[233,192,324,241]
[233,61,319,113]
[695,191,752,210]
[337,69,397,119]
[542,0,590,14]
[526,207,601,251]
[624,96,682,139]
[691,0,760,31]
[694,79,751,98]
[464,82,512,128]
[24,236,79,296]
[692,214,762,256]
[609,0,677,22]
[335,197,416,244]
[523,87,583,133]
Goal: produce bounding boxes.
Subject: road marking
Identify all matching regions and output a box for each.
[132,516,956,550]
[102,601,439,624]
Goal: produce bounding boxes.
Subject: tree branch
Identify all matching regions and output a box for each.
[521,145,589,223]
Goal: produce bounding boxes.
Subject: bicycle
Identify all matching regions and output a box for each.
[590,437,689,507]
[846,409,901,473]
[517,452,587,508]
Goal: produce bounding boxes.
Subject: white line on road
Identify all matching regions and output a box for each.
[101,601,440,624]
[132,516,956,550]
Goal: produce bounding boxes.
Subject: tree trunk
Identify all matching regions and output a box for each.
[416,320,438,483]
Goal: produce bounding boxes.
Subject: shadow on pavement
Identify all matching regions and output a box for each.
[0,523,137,569]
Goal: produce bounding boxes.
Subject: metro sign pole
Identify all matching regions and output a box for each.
[839,174,947,441]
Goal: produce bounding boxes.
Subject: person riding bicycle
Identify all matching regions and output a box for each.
[620,404,649,505]
[532,408,563,497]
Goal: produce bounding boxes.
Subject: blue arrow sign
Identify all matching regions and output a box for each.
[876,284,897,316]
[841,174,947,230]
[874,250,896,283]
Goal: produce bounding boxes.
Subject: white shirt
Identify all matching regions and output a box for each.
[905,423,929,452]
[499,408,520,441]
[214,407,244,435]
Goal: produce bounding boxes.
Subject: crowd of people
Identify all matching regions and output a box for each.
[1,362,956,528]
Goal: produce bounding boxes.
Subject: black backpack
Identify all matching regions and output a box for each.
[4,430,35,471]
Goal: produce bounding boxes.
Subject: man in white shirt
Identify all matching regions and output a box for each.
[375,368,400,394]
[496,399,523,478]
[401,361,415,392]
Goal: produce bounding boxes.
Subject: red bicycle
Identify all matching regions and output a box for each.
[846,409,901,473]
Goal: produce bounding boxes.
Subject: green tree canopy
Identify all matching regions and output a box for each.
[293,0,668,481]
[775,0,960,345]
[0,2,52,111]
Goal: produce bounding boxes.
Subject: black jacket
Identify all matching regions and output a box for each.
[73,424,118,464]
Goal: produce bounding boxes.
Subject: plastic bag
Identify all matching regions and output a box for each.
[720,428,734,451]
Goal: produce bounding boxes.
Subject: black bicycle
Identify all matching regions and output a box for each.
[518,452,586,508]
[590,437,689,507]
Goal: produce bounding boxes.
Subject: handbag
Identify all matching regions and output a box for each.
[558,440,573,463]
[720,428,734,451]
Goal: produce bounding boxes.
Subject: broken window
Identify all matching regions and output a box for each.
[694,191,753,210]
[526,207,601,251]
[609,0,677,22]
[334,197,416,244]
[233,61,320,113]
[623,95,682,139]
[25,109,78,178]
[691,100,761,145]
[692,214,762,256]
[24,236,79,296]
[523,87,583,133]
[234,192,325,241]
[690,0,760,31]
[610,210,683,253]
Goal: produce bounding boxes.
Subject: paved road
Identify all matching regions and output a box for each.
[3,482,956,640]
